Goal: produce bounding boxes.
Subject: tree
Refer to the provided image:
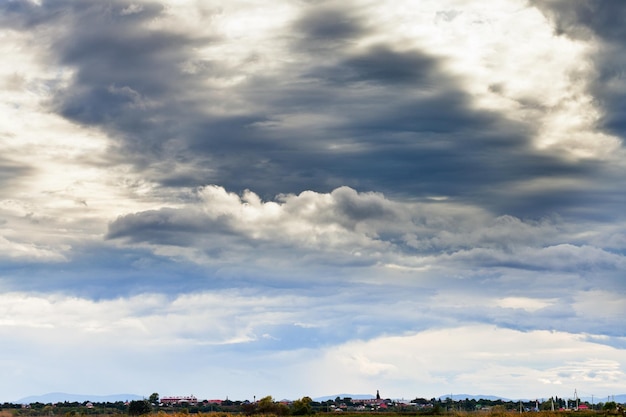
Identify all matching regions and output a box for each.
[128,400,151,416]
[257,396,275,413]
[149,393,159,405]
[604,402,618,411]
[292,397,312,415]
[255,396,289,416]
[540,398,555,411]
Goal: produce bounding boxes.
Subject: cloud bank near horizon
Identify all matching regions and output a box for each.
[1,0,625,402]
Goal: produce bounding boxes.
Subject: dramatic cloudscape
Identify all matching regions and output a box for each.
[1,0,625,403]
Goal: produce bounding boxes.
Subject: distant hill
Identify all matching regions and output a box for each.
[587,395,626,404]
[438,394,510,401]
[15,393,143,404]
[440,394,626,404]
[313,394,375,402]
[313,394,510,403]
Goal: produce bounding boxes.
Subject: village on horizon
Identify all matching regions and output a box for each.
[8,390,626,414]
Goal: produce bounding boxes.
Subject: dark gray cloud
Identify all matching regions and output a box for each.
[0,241,216,298]
[1,0,608,220]
[107,208,214,244]
[528,0,626,41]
[312,45,440,85]
[295,5,365,43]
[530,0,626,140]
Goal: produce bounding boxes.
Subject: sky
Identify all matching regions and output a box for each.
[1,0,625,404]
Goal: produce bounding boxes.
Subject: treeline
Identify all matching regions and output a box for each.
[1,395,623,417]
[1,401,129,416]
[413,397,622,413]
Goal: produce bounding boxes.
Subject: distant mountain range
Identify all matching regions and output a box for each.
[314,394,507,402]
[590,395,626,404]
[437,394,626,404]
[15,393,144,404]
[438,394,510,401]
[313,394,376,402]
[13,392,626,405]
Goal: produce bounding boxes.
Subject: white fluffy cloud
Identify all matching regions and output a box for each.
[305,326,626,400]
[2,291,625,401]
[108,185,626,287]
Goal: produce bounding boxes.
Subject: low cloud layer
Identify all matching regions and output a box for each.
[2,290,625,400]
[107,186,625,289]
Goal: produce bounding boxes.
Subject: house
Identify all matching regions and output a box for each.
[160,396,198,406]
